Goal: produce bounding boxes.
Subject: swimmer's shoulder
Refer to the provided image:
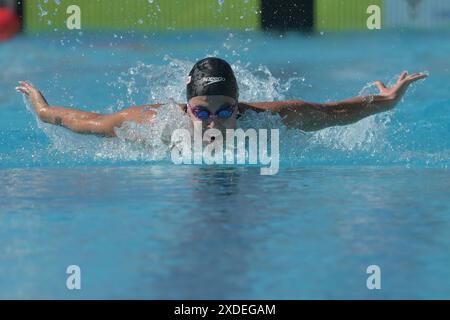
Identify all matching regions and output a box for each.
[133,103,188,111]
[120,103,188,123]
[238,101,288,114]
[117,104,159,124]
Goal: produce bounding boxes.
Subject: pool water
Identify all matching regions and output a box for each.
[1,30,449,299]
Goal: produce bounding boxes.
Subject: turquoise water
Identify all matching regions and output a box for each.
[1,30,450,299]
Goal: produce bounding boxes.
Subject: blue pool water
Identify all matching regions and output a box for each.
[1,30,450,299]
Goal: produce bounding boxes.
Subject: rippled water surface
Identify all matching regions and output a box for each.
[0,30,449,298]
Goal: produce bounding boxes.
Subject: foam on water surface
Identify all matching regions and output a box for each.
[16,57,435,168]
[1,31,448,169]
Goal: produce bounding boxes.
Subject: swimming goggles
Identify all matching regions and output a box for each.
[187,103,237,120]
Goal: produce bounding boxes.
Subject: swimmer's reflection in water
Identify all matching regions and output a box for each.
[16,57,427,138]
[150,167,251,298]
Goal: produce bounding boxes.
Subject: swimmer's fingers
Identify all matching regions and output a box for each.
[393,72,428,92]
[15,85,31,95]
[389,72,429,101]
[374,81,387,92]
[399,71,408,81]
[405,73,428,84]
[19,81,33,90]
[21,81,41,93]
[397,72,428,85]
[16,81,36,95]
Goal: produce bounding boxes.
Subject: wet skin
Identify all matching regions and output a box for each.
[16,71,428,137]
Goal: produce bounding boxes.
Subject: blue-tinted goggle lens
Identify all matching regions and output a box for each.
[190,104,236,120]
[217,108,234,119]
[195,110,211,120]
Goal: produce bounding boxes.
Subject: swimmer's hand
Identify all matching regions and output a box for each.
[260,71,428,131]
[15,81,159,137]
[374,71,428,106]
[15,81,49,114]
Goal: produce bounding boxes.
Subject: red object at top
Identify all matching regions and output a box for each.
[0,7,21,42]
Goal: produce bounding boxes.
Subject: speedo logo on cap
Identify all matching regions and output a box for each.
[200,76,226,87]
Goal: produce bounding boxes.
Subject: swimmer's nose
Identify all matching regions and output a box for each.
[206,121,225,134]
[207,120,217,129]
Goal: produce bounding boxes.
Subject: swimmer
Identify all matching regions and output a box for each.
[16,57,427,137]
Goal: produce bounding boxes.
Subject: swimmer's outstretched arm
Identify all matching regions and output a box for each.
[246,71,427,131]
[16,81,157,137]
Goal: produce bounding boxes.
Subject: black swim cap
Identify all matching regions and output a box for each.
[186,57,239,101]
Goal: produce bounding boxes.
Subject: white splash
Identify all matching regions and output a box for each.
[21,58,395,165]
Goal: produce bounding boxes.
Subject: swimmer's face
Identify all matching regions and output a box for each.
[187,95,238,136]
